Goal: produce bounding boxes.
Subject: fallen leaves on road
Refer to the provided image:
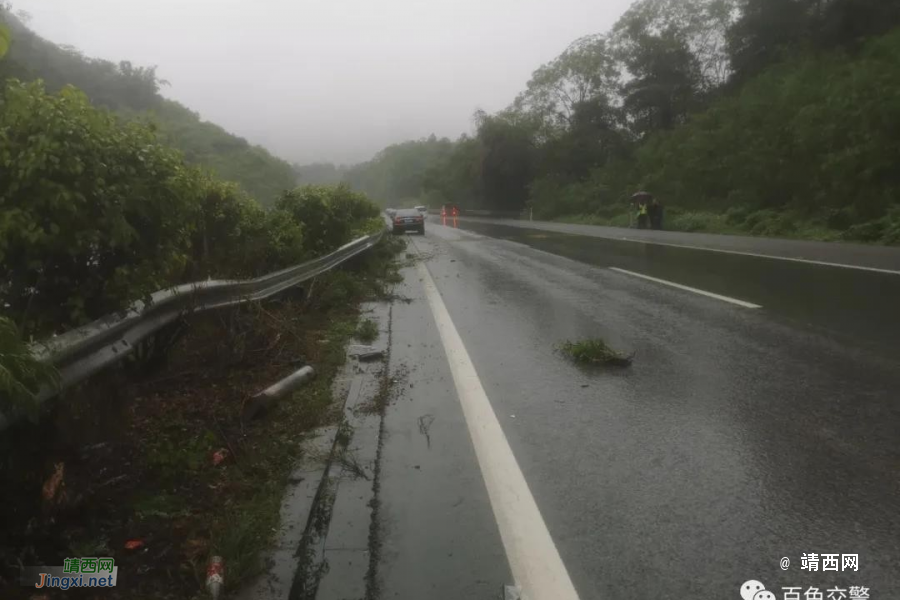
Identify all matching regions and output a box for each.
[559,339,634,367]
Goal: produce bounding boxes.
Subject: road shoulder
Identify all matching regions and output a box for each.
[364,253,512,599]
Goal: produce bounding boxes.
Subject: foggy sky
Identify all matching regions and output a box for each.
[15,0,633,165]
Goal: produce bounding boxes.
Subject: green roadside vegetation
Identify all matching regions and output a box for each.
[555,206,874,243]
[0,235,407,598]
[355,318,380,344]
[0,75,380,413]
[328,0,900,245]
[559,339,634,367]
[0,317,58,420]
[0,7,390,415]
[0,15,406,596]
[128,99,297,206]
[0,11,296,205]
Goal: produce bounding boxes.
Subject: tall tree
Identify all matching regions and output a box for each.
[538,96,628,180]
[728,0,900,82]
[513,34,619,137]
[726,0,812,82]
[619,31,702,135]
[815,0,900,49]
[612,0,739,92]
[341,135,454,205]
[422,135,485,208]
[474,111,536,211]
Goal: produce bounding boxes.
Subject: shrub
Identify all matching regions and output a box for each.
[0,317,58,419]
[355,319,379,343]
[528,175,614,220]
[667,211,730,233]
[842,208,900,244]
[276,185,380,256]
[580,30,900,238]
[328,185,381,222]
[0,80,382,339]
[188,180,304,279]
[0,80,201,335]
[724,205,754,226]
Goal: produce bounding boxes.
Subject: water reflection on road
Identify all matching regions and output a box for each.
[414,224,900,597]
[439,215,459,229]
[450,220,900,358]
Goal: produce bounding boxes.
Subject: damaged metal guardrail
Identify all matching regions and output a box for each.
[0,229,386,431]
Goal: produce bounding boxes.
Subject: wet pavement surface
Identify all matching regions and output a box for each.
[374,265,512,599]
[454,216,900,272]
[448,219,900,356]
[369,221,900,599]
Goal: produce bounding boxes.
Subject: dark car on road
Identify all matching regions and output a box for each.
[391,208,425,235]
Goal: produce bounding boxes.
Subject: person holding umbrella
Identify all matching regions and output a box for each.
[632,191,653,229]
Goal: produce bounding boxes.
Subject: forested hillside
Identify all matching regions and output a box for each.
[0,12,296,204]
[0,7,383,411]
[344,0,900,243]
[294,162,347,186]
[342,136,456,207]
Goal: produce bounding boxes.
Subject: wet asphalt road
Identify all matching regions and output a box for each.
[453,216,900,272]
[375,273,512,599]
[374,220,900,599]
[446,219,900,356]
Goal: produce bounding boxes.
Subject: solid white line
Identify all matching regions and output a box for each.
[613,237,900,276]
[416,260,582,600]
[609,267,762,309]
[463,218,900,276]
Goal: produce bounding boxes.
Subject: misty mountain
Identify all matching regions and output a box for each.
[342,0,900,243]
[0,13,295,205]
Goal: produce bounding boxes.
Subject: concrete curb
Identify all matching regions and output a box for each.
[234,424,341,600]
[298,301,391,600]
[235,302,390,600]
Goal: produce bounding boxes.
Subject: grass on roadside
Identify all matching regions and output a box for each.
[554,205,900,245]
[202,239,404,591]
[557,212,632,228]
[206,309,359,590]
[0,234,406,599]
[0,316,59,420]
[355,319,379,344]
[559,339,633,367]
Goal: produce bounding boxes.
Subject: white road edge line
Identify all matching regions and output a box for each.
[609,267,762,309]
[612,237,900,276]
[462,218,900,276]
[416,260,582,600]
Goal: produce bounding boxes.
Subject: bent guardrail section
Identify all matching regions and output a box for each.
[1,229,385,431]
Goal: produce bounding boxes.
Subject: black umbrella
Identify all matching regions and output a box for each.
[631,191,653,200]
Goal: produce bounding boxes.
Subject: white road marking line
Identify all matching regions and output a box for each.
[612,237,900,276]
[416,260,582,600]
[461,218,900,275]
[609,267,762,309]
